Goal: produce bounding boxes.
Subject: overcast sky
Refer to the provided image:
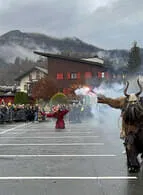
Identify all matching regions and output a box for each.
[0,0,143,50]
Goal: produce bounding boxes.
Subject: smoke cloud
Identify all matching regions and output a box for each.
[74,81,125,137]
[74,77,143,142]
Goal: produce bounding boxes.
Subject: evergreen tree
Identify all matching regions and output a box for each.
[127,41,141,74]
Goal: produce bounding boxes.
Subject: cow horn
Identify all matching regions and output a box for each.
[136,79,142,96]
[124,81,129,97]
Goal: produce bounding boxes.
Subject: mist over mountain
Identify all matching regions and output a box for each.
[0,30,133,68]
[0,30,101,63]
[0,30,143,85]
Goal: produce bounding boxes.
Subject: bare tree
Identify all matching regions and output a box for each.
[32,76,57,101]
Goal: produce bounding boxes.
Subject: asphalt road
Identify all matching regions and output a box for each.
[0,120,142,195]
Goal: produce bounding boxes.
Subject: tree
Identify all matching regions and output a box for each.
[50,92,68,105]
[14,92,29,104]
[32,76,57,101]
[127,41,141,74]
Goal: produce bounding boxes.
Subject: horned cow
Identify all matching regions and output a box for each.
[97,79,143,173]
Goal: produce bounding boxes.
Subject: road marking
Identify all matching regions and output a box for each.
[0,154,116,157]
[0,143,104,146]
[0,176,137,180]
[0,123,32,135]
[8,132,96,134]
[20,129,96,131]
[0,136,100,139]
[13,131,96,133]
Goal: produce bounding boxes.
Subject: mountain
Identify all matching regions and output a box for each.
[0,30,131,69]
[0,30,102,63]
[0,30,143,85]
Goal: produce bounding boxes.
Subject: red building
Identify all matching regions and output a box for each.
[34,52,111,94]
[0,92,15,104]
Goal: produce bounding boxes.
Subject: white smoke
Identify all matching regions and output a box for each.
[93,82,124,97]
[74,77,143,150]
[74,86,90,96]
[74,81,125,134]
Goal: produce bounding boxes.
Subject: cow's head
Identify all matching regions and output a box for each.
[123,79,143,125]
[124,79,142,104]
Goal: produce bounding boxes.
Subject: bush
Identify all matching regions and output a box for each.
[14,92,29,104]
[50,92,68,105]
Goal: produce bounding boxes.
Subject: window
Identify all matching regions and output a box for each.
[71,73,77,79]
[63,88,68,94]
[101,72,104,78]
[28,83,34,94]
[56,73,63,80]
[67,72,80,79]
[98,72,102,78]
[36,70,40,80]
[98,72,104,78]
[58,88,63,92]
[24,84,27,91]
[85,72,92,78]
[63,88,71,95]
[29,73,32,81]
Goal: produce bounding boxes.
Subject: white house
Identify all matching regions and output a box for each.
[15,66,48,94]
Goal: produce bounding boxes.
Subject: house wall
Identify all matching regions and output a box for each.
[20,70,45,93]
[20,75,29,92]
[0,96,14,104]
[47,57,108,90]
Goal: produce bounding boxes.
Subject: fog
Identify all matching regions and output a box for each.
[0,44,60,63]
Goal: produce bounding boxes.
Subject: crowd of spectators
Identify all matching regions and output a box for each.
[0,103,44,123]
[0,101,93,124]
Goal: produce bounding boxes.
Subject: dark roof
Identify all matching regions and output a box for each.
[15,66,48,81]
[0,87,13,93]
[0,92,15,97]
[33,51,107,68]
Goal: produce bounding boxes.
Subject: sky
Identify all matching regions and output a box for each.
[0,0,143,50]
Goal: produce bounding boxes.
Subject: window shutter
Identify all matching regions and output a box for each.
[98,72,102,78]
[85,72,92,78]
[63,88,67,94]
[67,72,71,79]
[77,72,80,79]
[56,73,63,80]
[63,88,66,94]
[63,88,71,95]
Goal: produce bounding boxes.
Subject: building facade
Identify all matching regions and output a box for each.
[15,66,48,95]
[34,52,111,94]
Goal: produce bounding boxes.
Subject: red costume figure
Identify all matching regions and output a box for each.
[42,108,69,129]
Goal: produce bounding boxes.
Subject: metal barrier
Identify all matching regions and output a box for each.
[0,107,42,123]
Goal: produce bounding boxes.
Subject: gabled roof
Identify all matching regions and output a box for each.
[34,51,106,68]
[35,66,48,74]
[0,86,14,92]
[15,66,48,81]
[2,91,15,97]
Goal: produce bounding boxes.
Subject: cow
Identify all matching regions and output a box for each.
[97,79,143,173]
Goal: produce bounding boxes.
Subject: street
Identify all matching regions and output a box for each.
[0,120,142,195]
